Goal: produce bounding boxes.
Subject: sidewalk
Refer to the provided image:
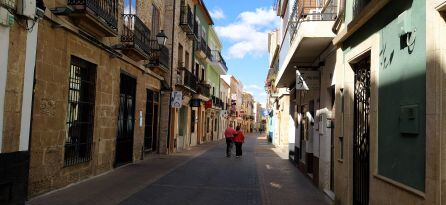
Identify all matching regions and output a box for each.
[27,141,220,205]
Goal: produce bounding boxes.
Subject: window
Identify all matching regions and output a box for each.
[185,52,190,69]
[201,66,205,81]
[144,89,160,151]
[65,56,96,167]
[178,44,183,67]
[124,0,135,14]
[151,4,160,37]
[195,63,199,78]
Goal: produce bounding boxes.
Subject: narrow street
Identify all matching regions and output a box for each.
[28,133,331,205]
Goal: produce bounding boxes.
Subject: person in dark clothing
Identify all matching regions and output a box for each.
[234,126,245,158]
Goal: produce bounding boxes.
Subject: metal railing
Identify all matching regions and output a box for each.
[197,83,211,98]
[177,68,198,91]
[288,0,337,42]
[121,14,151,55]
[211,50,228,72]
[68,0,118,30]
[180,5,194,35]
[195,37,212,58]
[147,40,170,69]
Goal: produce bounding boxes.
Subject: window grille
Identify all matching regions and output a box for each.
[64,56,96,167]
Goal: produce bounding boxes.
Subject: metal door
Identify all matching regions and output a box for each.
[115,74,136,167]
[353,57,371,205]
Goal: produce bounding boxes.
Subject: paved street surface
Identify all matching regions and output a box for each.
[28,133,331,205]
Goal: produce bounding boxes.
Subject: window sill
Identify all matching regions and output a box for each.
[373,174,426,199]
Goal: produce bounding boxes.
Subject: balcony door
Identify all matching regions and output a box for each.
[115,73,136,167]
[144,89,159,152]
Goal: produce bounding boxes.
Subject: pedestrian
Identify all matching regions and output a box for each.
[224,124,237,157]
[234,126,245,158]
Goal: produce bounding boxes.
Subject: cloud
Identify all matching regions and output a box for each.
[216,7,279,59]
[210,8,225,20]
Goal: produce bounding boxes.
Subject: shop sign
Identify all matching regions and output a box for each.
[171,91,182,108]
[205,100,213,109]
[190,99,201,107]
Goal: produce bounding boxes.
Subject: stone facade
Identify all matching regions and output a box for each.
[27,0,166,197]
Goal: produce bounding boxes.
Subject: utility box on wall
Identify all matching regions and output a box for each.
[399,104,419,134]
[16,0,35,18]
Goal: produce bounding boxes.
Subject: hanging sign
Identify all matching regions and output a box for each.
[231,94,237,100]
[205,100,213,109]
[171,91,183,108]
[190,99,201,107]
[296,70,320,90]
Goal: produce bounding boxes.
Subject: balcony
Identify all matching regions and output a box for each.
[180,5,195,40]
[120,14,151,61]
[211,50,228,74]
[146,40,170,73]
[195,37,212,59]
[212,97,224,109]
[176,67,197,92]
[275,0,337,88]
[195,82,211,101]
[67,0,118,37]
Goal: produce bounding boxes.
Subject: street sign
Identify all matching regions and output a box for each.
[296,70,320,90]
[171,91,183,108]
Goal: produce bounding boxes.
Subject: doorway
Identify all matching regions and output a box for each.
[144,89,159,152]
[352,56,371,205]
[115,73,136,167]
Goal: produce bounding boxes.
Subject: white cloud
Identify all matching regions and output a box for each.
[210,8,226,20]
[216,7,279,59]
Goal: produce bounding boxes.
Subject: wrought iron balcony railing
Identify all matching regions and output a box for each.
[121,14,151,56]
[288,0,337,42]
[68,0,118,31]
[147,40,170,69]
[197,83,211,98]
[211,50,228,72]
[176,68,197,92]
[180,5,194,36]
[195,37,212,58]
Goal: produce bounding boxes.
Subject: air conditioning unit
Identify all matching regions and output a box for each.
[0,0,16,9]
[17,0,36,18]
[307,9,322,21]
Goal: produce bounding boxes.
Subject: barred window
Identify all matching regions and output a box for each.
[64,56,96,167]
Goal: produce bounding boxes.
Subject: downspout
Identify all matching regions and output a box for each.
[332,0,345,34]
[167,0,177,154]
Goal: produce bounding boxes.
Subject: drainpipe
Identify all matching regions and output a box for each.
[332,0,345,34]
[167,0,177,154]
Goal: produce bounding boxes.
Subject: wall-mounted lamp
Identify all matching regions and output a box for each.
[156,30,168,47]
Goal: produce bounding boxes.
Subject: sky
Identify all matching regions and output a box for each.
[204,0,280,107]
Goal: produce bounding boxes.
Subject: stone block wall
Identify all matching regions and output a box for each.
[29,12,162,197]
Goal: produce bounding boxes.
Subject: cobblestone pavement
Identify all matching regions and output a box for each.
[28,133,331,205]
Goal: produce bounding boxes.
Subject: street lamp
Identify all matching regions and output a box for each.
[156,30,168,46]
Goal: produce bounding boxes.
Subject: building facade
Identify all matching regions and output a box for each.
[0,0,44,203]
[269,0,446,204]
[27,0,172,197]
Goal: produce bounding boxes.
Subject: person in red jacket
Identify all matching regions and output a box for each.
[224,124,237,157]
[233,126,245,158]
